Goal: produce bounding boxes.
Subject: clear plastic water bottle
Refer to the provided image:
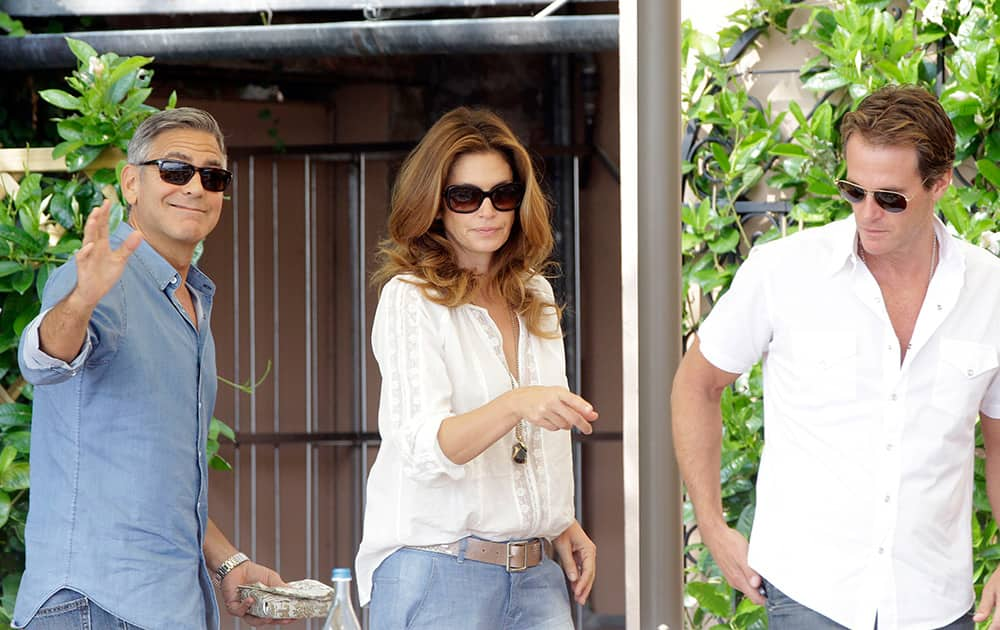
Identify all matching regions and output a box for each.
[320,567,361,630]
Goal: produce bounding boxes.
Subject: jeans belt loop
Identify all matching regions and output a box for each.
[457,537,468,563]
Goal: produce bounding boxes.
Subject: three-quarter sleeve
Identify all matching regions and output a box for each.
[372,277,467,482]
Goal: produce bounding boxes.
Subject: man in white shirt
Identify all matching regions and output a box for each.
[672,85,1000,629]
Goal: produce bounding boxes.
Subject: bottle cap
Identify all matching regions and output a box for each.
[331,567,352,580]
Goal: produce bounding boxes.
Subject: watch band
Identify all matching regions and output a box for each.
[214,552,250,586]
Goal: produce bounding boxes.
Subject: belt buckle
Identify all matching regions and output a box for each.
[505,541,529,572]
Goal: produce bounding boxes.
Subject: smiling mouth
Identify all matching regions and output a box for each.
[171,204,205,213]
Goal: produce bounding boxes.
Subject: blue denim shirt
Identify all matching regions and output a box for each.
[13,223,219,630]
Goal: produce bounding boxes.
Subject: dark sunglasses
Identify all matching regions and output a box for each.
[443,182,525,214]
[835,179,911,213]
[138,159,233,193]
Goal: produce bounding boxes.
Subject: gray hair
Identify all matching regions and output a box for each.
[127,107,227,165]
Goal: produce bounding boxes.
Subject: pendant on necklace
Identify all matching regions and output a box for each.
[511,440,528,464]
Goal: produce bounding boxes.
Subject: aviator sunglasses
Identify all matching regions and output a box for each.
[835,179,911,213]
[138,159,233,193]
[443,182,525,214]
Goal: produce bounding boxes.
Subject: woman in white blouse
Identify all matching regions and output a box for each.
[356,107,599,630]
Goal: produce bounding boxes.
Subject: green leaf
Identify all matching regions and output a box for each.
[976,159,1000,190]
[686,581,732,618]
[89,168,117,188]
[106,55,153,88]
[81,122,117,147]
[209,455,233,471]
[0,462,29,491]
[107,72,137,106]
[771,143,808,157]
[38,89,81,112]
[48,238,82,255]
[0,491,9,529]
[51,139,85,160]
[802,70,850,92]
[736,502,756,537]
[48,193,75,229]
[121,87,153,113]
[0,404,32,428]
[108,200,125,232]
[11,269,34,295]
[3,431,31,455]
[210,417,236,442]
[0,225,43,253]
[0,261,25,279]
[65,145,104,172]
[166,90,178,109]
[710,143,732,175]
[1,572,21,618]
[0,446,15,476]
[709,228,741,254]
[65,37,99,66]
[0,12,28,37]
[36,263,55,300]
[56,118,85,142]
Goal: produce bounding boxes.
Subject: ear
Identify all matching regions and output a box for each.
[121,163,140,206]
[929,170,952,202]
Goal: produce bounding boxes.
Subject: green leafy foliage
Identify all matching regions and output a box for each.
[682,1,1000,627]
[0,12,27,38]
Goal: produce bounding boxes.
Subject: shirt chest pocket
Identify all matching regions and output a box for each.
[790,331,858,403]
[931,339,999,415]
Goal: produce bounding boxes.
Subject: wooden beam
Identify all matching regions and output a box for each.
[0,147,124,175]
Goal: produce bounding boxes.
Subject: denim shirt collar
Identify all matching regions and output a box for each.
[111,221,216,298]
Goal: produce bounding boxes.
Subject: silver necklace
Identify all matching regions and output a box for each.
[476,298,528,464]
[857,232,938,287]
[507,305,528,464]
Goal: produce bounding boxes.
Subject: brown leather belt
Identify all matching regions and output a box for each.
[408,538,552,572]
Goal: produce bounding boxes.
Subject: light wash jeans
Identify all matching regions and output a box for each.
[763,579,974,630]
[368,542,574,630]
[23,590,143,630]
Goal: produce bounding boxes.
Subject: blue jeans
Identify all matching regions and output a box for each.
[23,590,143,630]
[763,580,974,630]
[368,544,574,630]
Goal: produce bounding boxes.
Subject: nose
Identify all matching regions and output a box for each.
[180,172,205,195]
[477,197,498,217]
[853,192,883,220]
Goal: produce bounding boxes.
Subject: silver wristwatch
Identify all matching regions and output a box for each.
[214,552,250,586]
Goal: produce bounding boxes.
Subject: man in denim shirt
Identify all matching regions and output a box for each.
[14,108,289,629]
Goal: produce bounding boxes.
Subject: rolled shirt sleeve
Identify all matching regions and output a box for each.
[17,259,98,385]
[371,277,467,482]
[19,308,93,376]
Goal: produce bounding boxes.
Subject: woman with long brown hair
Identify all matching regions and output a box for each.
[355,106,598,629]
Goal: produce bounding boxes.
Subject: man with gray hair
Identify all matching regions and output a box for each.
[14,107,289,629]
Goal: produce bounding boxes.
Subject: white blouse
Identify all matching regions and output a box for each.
[355,274,576,606]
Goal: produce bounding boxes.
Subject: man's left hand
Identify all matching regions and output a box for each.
[221,561,296,626]
[975,567,1000,628]
[553,519,597,605]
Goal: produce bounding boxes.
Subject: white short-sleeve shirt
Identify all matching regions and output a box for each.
[355,274,575,606]
[698,215,1000,630]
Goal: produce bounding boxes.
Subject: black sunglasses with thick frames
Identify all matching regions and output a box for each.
[138,159,233,193]
[835,179,912,213]
[443,182,525,214]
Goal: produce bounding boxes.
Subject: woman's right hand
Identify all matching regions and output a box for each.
[505,386,598,434]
